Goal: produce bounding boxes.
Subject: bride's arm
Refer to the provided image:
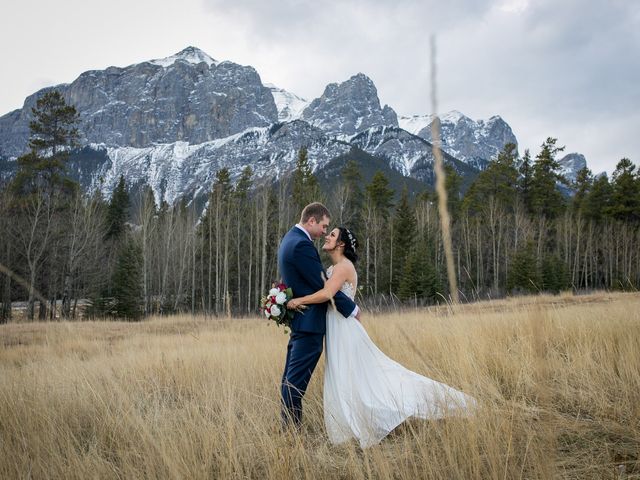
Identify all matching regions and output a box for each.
[287,263,350,309]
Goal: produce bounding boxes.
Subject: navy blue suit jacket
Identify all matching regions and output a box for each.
[278,226,356,334]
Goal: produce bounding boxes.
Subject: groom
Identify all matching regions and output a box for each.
[278,202,360,427]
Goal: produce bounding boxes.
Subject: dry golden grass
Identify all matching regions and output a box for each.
[1,292,639,479]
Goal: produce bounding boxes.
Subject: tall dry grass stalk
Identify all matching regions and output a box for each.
[1,292,639,479]
[429,35,459,304]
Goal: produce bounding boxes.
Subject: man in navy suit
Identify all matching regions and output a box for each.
[278,202,360,427]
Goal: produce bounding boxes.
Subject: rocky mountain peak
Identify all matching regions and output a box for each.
[558,153,587,183]
[400,111,518,168]
[0,47,539,207]
[0,47,277,157]
[301,73,398,136]
[148,46,218,68]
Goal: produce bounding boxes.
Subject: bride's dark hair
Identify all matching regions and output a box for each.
[338,227,358,264]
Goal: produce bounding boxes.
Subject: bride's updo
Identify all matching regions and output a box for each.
[338,227,358,264]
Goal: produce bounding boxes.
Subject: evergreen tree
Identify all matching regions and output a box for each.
[464,143,519,213]
[235,166,254,201]
[571,167,593,214]
[105,175,130,241]
[540,254,569,293]
[11,90,80,196]
[215,168,232,192]
[292,146,320,209]
[28,90,80,155]
[6,91,81,321]
[366,171,394,217]
[530,137,566,218]
[391,187,416,291]
[583,174,613,222]
[417,189,430,203]
[341,159,364,232]
[508,242,540,293]
[518,149,534,213]
[608,158,640,222]
[432,164,463,219]
[111,237,143,320]
[364,171,394,293]
[443,164,463,220]
[233,166,253,309]
[398,239,441,303]
[198,169,233,259]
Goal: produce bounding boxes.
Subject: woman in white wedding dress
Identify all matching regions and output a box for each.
[287,227,476,448]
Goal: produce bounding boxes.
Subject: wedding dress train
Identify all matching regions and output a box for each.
[323,269,476,448]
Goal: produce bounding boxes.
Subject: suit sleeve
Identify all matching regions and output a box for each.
[294,240,357,318]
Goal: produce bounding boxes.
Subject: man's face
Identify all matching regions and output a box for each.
[308,215,330,240]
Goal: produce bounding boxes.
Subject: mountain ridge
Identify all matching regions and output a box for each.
[0,46,588,205]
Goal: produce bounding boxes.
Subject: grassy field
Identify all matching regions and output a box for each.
[1,292,639,479]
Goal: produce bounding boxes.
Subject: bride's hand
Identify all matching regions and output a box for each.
[287,299,306,311]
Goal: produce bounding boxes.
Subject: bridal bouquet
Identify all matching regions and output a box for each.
[261,283,295,330]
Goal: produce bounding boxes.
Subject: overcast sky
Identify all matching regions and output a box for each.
[1,0,638,174]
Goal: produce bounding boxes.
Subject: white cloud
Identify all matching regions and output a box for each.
[499,0,529,14]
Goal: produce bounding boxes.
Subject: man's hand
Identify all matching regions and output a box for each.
[355,310,362,322]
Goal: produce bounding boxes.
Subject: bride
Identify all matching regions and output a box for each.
[287,227,476,448]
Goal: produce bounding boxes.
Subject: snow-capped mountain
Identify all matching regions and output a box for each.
[398,114,435,136]
[0,46,554,205]
[301,73,398,136]
[348,126,477,183]
[558,153,587,184]
[266,84,309,122]
[80,121,351,205]
[68,123,470,206]
[0,47,278,157]
[148,46,218,68]
[399,111,517,169]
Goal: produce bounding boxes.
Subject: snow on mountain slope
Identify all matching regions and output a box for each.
[89,121,351,204]
[265,83,309,122]
[148,46,218,68]
[399,111,517,168]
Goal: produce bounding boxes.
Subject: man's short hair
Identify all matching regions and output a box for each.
[300,202,331,224]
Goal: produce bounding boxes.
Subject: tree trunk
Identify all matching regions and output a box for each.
[223,201,230,315]
[215,197,221,314]
[260,189,269,302]
[61,272,71,318]
[191,217,196,315]
[208,206,213,314]
[247,207,253,314]
[0,262,10,323]
[38,299,47,321]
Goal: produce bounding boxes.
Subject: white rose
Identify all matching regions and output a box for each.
[270,305,281,317]
[275,292,287,305]
[269,288,280,296]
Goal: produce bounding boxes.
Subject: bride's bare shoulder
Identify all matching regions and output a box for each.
[332,259,356,282]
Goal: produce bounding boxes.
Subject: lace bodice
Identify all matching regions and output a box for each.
[327,265,357,300]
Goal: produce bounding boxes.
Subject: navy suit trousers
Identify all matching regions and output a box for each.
[280,331,324,426]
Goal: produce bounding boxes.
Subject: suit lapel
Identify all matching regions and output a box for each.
[292,226,323,265]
